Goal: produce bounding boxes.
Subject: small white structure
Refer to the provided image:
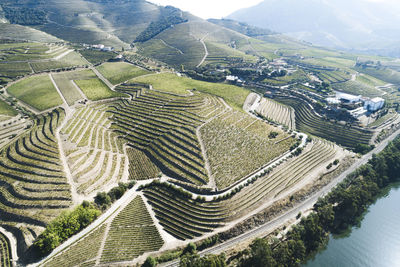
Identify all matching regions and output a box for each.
[327,97,341,105]
[364,97,385,112]
[350,107,368,118]
[226,75,239,81]
[337,92,361,103]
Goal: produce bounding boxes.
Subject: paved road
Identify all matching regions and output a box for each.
[161,128,400,267]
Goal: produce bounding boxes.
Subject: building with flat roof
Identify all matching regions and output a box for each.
[364,97,385,112]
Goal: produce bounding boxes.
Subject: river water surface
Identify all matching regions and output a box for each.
[305,186,400,267]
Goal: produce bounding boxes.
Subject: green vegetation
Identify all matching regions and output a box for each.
[7,74,63,111]
[255,97,295,130]
[111,85,215,185]
[100,196,163,263]
[141,181,225,240]
[131,73,249,110]
[75,78,123,101]
[238,135,400,267]
[79,49,115,65]
[354,66,400,85]
[62,104,127,195]
[34,202,101,255]
[96,62,150,85]
[43,224,106,267]
[0,232,11,267]
[332,80,382,98]
[275,96,374,148]
[0,62,32,85]
[30,51,87,73]
[135,5,188,42]
[0,109,73,256]
[0,99,17,117]
[3,6,47,25]
[201,111,295,189]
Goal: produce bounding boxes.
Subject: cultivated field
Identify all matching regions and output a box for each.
[275,96,374,148]
[0,116,30,148]
[74,79,124,101]
[131,73,250,110]
[7,74,63,111]
[30,52,87,73]
[96,62,150,85]
[142,139,343,240]
[255,97,296,130]
[0,232,11,267]
[43,224,107,267]
[0,108,72,246]
[79,49,115,65]
[0,100,18,117]
[100,196,163,263]
[61,104,127,195]
[201,111,295,189]
[110,85,220,185]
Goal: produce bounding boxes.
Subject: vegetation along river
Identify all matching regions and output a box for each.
[305,185,400,267]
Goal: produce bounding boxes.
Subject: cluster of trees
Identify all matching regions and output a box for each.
[33,202,101,255]
[134,6,187,43]
[239,136,400,266]
[95,181,136,209]
[34,181,135,256]
[3,7,47,25]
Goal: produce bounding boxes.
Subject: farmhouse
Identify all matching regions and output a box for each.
[364,97,385,112]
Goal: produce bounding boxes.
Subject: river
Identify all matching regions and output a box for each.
[305,185,400,267]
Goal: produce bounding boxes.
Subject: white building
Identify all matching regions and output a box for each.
[364,97,385,112]
[337,92,361,103]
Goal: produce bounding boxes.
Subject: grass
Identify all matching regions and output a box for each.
[79,49,115,65]
[75,78,124,101]
[7,74,63,111]
[96,62,150,85]
[131,73,250,111]
[0,99,18,117]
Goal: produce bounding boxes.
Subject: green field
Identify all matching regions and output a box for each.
[96,62,150,85]
[30,51,87,73]
[7,75,63,111]
[79,49,115,65]
[75,78,123,101]
[0,99,18,117]
[131,73,250,110]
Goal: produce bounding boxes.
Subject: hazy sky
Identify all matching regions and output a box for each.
[147,0,264,19]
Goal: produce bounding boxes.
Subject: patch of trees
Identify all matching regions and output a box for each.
[33,202,101,255]
[33,181,135,256]
[134,6,188,43]
[3,7,47,25]
[238,136,400,266]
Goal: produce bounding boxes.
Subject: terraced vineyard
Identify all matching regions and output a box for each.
[142,183,226,240]
[316,70,351,84]
[142,139,342,239]
[0,116,31,148]
[0,232,11,267]
[255,97,296,130]
[43,224,107,267]
[0,108,72,245]
[100,196,163,263]
[275,96,374,148]
[201,111,296,189]
[109,84,227,185]
[61,104,128,196]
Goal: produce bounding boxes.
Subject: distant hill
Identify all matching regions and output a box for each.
[228,0,400,56]
[208,18,274,38]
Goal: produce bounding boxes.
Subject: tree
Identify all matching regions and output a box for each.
[142,256,157,267]
[240,238,276,267]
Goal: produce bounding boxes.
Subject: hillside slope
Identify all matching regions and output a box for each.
[228,0,400,56]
